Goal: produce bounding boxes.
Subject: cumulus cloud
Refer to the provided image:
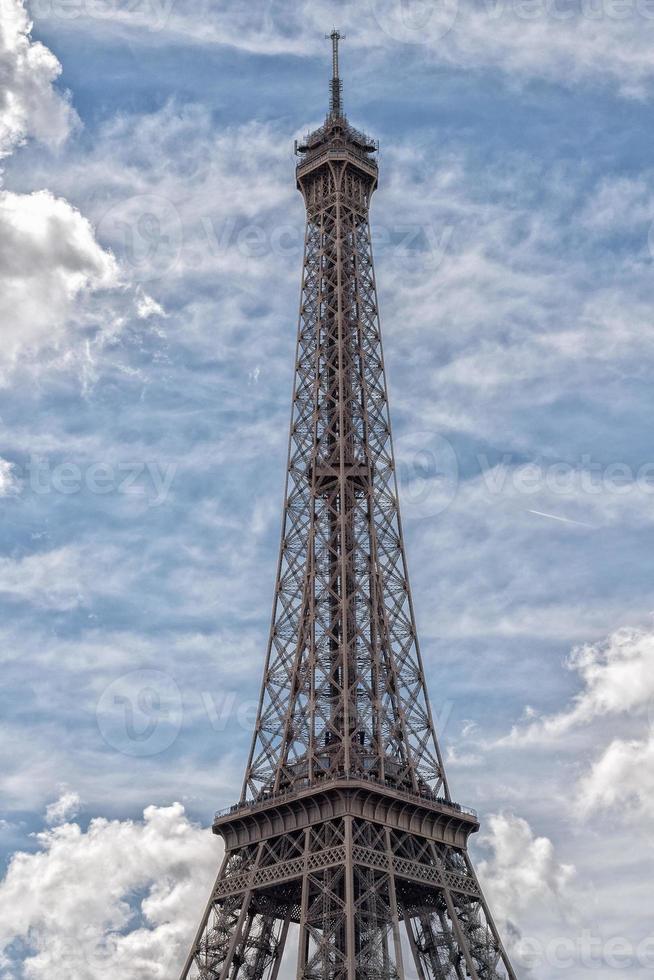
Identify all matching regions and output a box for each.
[0,802,217,979]
[503,625,654,744]
[477,812,575,965]
[0,189,118,371]
[0,2,119,376]
[577,729,654,817]
[0,0,76,157]
[491,623,654,829]
[45,790,81,825]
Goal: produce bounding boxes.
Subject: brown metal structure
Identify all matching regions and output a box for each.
[181,33,516,980]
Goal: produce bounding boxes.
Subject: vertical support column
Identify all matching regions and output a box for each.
[384,829,406,978]
[179,849,231,980]
[344,815,357,980]
[461,855,517,980]
[441,889,481,980]
[270,915,291,980]
[217,904,253,980]
[404,913,429,980]
[296,828,311,980]
[333,172,353,778]
[216,841,267,980]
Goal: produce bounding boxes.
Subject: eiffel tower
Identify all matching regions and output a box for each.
[181,32,516,980]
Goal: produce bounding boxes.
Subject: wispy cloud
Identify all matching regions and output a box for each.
[29,0,654,96]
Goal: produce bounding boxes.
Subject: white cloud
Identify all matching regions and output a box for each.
[488,623,654,829]
[479,812,575,907]
[16,100,654,428]
[0,458,19,495]
[477,812,575,964]
[503,625,654,744]
[416,3,654,99]
[0,0,76,158]
[0,189,118,374]
[31,0,654,98]
[0,545,85,610]
[45,790,81,825]
[0,1,119,379]
[577,729,654,817]
[0,802,217,979]
[577,174,654,233]
[445,745,482,767]
[0,541,148,611]
[136,288,167,320]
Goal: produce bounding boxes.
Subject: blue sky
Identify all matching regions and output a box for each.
[0,0,654,976]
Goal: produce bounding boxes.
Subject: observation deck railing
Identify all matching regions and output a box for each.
[299,117,377,152]
[296,143,378,174]
[214,771,478,823]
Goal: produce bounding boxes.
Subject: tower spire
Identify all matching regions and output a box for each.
[326,28,345,117]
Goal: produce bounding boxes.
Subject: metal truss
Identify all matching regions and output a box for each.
[182,815,514,980]
[181,34,516,980]
[243,98,445,808]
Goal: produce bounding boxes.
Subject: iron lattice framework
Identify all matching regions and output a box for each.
[181,33,516,980]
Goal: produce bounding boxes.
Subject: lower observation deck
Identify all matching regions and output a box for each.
[213,773,479,851]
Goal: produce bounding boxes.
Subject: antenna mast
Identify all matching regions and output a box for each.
[326,29,345,117]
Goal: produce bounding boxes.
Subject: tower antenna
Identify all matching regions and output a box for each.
[326,29,345,117]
